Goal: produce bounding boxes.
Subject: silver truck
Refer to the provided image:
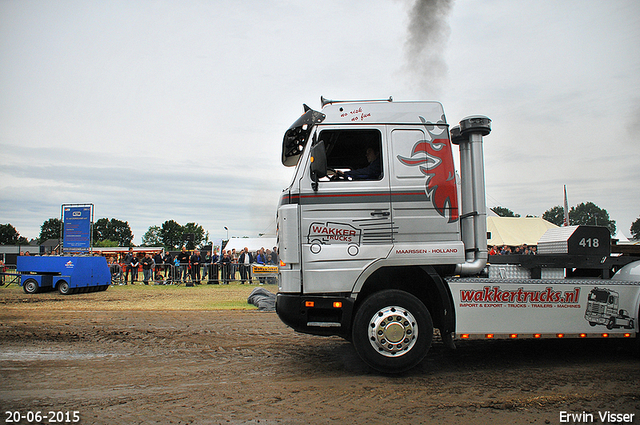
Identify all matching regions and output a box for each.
[275,97,640,373]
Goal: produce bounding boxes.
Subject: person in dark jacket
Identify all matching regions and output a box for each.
[176,247,190,284]
[238,247,253,284]
[123,247,135,284]
[255,249,267,284]
[339,147,381,180]
[202,252,211,282]
[141,253,155,285]
[130,255,140,284]
[220,250,232,284]
[153,251,164,281]
[210,250,219,284]
[190,251,202,285]
[162,251,173,283]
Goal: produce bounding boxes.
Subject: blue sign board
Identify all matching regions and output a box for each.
[63,206,92,251]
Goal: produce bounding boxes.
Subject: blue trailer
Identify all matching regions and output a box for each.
[17,256,111,295]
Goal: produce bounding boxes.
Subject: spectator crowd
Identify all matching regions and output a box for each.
[108,246,279,286]
[489,244,537,256]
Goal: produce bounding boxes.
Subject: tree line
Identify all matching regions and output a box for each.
[0,218,209,250]
[493,201,640,239]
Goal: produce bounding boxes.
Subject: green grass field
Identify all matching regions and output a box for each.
[0,282,278,311]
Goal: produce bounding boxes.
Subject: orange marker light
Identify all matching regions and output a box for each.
[509,334,518,339]
[623,333,631,338]
[601,333,609,338]
[579,333,587,338]
[333,301,343,308]
[533,334,542,338]
[556,333,565,338]
[305,301,314,307]
[485,334,494,339]
[280,260,286,267]
[460,334,470,339]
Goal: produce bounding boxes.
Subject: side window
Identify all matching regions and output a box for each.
[390,129,427,179]
[317,129,383,181]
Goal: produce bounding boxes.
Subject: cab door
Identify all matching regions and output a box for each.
[297,126,392,294]
[387,122,465,266]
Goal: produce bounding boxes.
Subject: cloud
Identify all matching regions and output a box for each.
[0,142,282,241]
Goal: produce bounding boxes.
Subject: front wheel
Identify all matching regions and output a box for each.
[23,278,39,294]
[352,289,433,373]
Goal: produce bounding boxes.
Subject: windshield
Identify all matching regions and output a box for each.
[589,289,609,303]
[282,107,325,166]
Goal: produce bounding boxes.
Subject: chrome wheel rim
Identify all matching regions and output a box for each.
[367,305,418,357]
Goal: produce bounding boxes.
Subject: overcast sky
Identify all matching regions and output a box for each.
[1,0,639,244]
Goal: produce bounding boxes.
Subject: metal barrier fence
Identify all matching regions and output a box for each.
[1,265,19,287]
[110,263,279,285]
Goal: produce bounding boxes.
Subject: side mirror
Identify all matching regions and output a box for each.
[310,141,327,191]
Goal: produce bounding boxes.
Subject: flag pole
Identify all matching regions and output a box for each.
[563,185,569,226]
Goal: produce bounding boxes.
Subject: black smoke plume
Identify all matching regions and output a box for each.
[404,0,454,97]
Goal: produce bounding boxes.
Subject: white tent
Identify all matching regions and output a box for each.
[223,237,277,253]
[613,230,629,242]
[487,216,558,246]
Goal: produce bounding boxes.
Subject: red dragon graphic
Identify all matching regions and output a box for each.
[397,116,459,223]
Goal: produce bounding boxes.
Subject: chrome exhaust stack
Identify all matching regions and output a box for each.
[451,116,491,276]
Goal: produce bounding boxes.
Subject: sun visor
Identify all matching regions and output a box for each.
[281,108,326,166]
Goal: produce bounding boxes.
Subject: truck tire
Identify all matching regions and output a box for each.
[23,278,39,294]
[57,280,71,295]
[352,289,433,373]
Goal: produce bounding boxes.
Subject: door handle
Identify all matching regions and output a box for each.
[371,210,390,217]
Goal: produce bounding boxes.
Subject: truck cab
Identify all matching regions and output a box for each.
[276,98,491,372]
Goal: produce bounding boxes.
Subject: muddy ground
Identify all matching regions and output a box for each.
[1,288,639,424]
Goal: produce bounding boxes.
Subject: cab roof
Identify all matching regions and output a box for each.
[320,100,446,126]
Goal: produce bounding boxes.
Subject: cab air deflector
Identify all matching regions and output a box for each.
[282,108,326,166]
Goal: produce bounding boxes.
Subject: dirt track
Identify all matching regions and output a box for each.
[1,292,639,424]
